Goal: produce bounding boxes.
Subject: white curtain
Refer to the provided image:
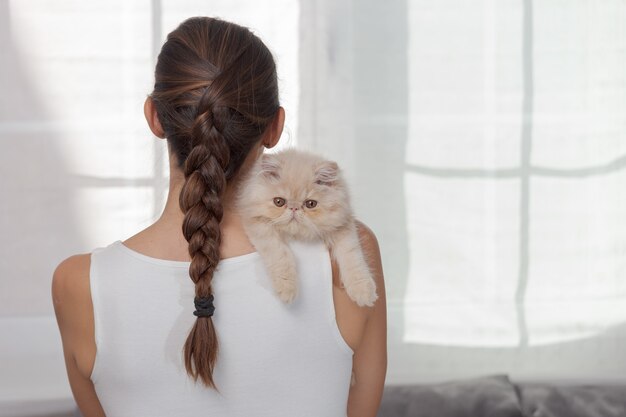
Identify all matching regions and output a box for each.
[300,0,626,384]
[1,0,625,411]
[0,0,300,411]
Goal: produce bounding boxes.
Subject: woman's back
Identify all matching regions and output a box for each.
[51,16,386,416]
[88,236,353,416]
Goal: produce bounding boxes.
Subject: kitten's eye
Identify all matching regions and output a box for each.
[305,200,317,209]
[273,197,286,207]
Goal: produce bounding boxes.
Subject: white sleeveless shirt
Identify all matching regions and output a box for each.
[89,238,354,416]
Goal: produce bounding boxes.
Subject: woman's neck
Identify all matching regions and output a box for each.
[158,162,243,230]
[122,151,259,260]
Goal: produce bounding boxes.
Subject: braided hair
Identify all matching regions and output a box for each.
[149,16,280,390]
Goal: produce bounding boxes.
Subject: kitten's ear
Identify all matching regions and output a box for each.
[259,153,281,181]
[314,160,339,186]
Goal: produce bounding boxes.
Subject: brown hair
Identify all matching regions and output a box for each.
[149,16,280,390]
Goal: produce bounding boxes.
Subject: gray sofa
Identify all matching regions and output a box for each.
[376,374,626,417]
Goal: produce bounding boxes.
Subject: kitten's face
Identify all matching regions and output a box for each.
[236,148,351,238]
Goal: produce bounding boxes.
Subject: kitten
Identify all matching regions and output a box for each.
[234,147,378,307]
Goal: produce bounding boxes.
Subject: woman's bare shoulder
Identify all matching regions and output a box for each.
[354,220,383,281]
[52,253,92,313]
[354,219,379,248]
[51,253,93,364]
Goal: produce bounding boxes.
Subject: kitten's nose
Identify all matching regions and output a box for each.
[290,207,298,211]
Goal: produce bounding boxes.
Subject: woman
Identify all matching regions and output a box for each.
[52,16,386,416]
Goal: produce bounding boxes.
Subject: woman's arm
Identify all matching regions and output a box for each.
[347,221,388,417]
[52,254,106,417]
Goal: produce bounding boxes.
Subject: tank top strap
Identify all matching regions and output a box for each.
[287,239,355,356]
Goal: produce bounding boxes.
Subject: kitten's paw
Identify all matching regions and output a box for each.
[275,278,298,304]
[272,265,299,304]
[345,277,378,307]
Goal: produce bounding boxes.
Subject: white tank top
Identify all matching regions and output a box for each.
[89,238,354,416]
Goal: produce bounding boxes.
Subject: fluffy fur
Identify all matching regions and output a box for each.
[235,147,378,307]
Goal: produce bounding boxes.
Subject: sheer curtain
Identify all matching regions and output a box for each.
[300,0,626,384]
[1,0,625,412]
[0,0,299,411]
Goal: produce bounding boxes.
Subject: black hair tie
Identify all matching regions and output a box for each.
[194,295,215,318]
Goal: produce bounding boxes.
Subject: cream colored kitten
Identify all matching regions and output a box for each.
[234,147,378,307]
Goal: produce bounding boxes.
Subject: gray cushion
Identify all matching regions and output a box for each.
[377,374,524,417]
[517,383,626,417]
